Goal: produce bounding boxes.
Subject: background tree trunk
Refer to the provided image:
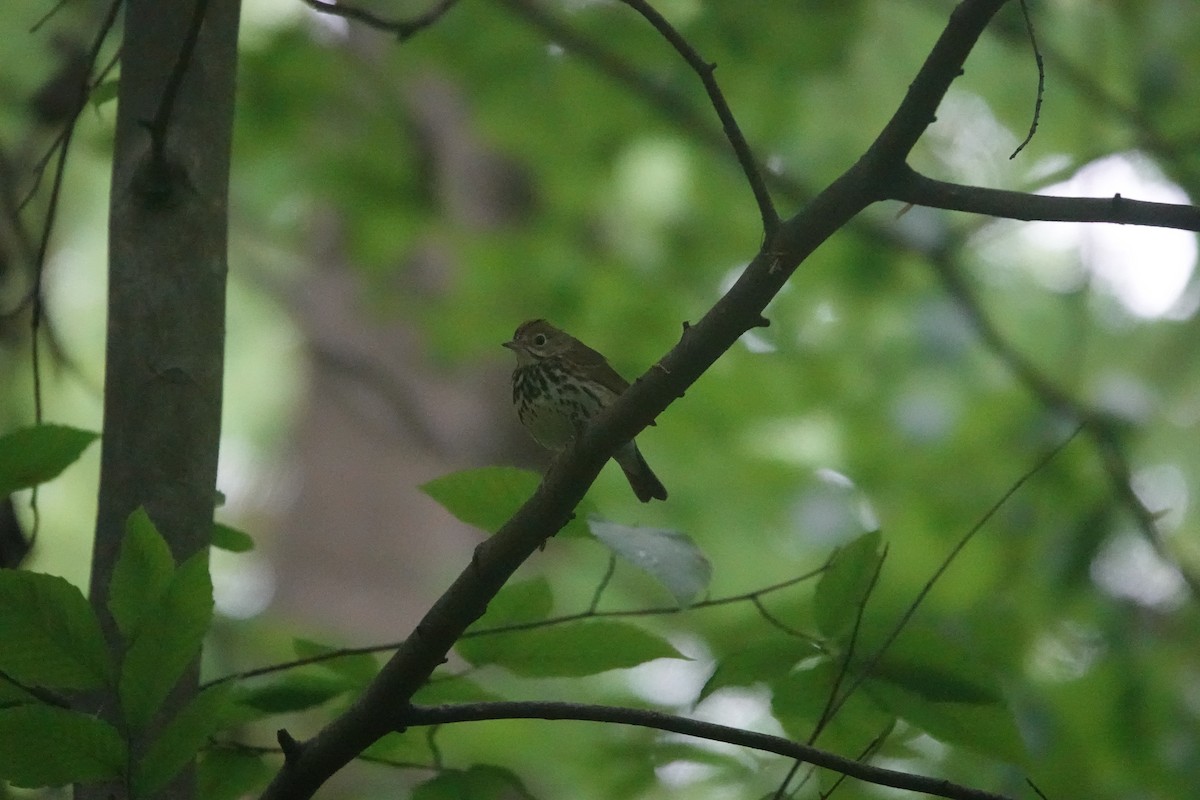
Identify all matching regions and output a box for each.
[82,2,241,798]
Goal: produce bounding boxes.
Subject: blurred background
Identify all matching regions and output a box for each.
[1,0,1198,798]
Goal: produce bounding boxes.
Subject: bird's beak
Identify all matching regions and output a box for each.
[502,340,518,351]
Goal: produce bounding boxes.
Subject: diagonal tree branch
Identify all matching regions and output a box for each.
[402,701,1015,800]
[258,2,1016,797]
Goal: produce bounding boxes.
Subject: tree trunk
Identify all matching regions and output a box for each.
[82,2,240,798]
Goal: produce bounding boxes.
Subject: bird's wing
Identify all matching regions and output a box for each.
[573,340,631,395]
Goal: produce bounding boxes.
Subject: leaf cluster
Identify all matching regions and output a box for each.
[0,425,253,796]
[0,508,217,796]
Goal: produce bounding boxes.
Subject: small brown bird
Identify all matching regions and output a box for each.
[504,319,668,502]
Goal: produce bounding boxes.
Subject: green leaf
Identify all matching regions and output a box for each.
[362,730,436,765]
[89,79,119,109]
[814,530,883,642]
[133,683,236,798]
[469,577,554,631]
[199,748,272,800]
[292,638,379,686]
[868,644,1004,704]
[837,621,1019,758]
[864,678,1027,764]
[770,659,896,756]
[119,552,213,730]
[0,424,99,496]
[456,620,685,677]
[650,740,753,773]
[0,676,37,705]
[849,621,1007,705]
[212,522,255,552]
[0,705,125,788]
[413,674,503,705]
[0,570,112,690]
[700,637,820,700]
[412,765,536,800]
[109,508,176,640]
[421,466,590,537]
[235,672,350,715]
[587,518,712,607]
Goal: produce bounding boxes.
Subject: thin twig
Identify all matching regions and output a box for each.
[202,642,396,688]
[202,563,830,688]
[823,426,1083,722]
[809,545,888,742]
[1025,777,1050,800]
[927,247,1200,597]
[616,0,778,235]
[28,141,75,421]
[502,0,775,217]
[1034,37,1196,178]
[425,725,443,770]
[819,725,893,800]
[144,0,210,172]
[1008,0,1045,159]
[772,759,803,800]
[466,561,830,637]
[301,0,459,40]
[29,0,74,33]
[497,0,761,189]
[750,595,816,640]
[21,0,123,550]
[775,719,893,800]
[587,552,618,613]
[1089,424,1200,598]
[17,42,123,215]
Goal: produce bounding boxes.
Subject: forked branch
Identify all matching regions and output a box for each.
[259,1,1030,797]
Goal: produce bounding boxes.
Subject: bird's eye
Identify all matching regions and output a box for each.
[533,334,547,346]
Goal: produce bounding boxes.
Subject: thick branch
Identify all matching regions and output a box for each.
[258,2,1010,797]
[403,702,1013,800]
[892,167,1200,231]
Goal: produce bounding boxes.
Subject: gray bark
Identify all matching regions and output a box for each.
[82,2,241,798]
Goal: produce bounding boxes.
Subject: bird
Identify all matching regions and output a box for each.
[504,319,667,502]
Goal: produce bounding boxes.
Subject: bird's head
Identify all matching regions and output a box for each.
[503,319,572,365]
